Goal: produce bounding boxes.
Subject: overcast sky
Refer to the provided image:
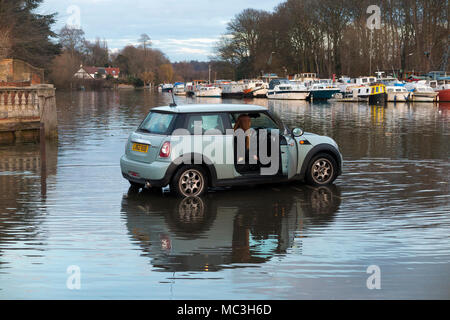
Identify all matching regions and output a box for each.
[39,0,282,62]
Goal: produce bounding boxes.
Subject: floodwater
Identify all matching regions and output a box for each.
[0,90,449,299]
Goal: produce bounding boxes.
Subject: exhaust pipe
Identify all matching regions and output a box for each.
[145,181,151,189]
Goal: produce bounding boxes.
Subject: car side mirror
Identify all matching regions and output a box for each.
[292,128,304,137]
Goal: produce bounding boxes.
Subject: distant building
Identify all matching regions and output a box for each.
[74,65,120,80]
[0,59,44,86]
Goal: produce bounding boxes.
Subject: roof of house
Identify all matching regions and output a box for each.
[83,66,98,74]
[82,66,120,75]
[105,67,120,75]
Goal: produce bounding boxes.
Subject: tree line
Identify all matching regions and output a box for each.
[214,0,449,80]
[50,26,180,88]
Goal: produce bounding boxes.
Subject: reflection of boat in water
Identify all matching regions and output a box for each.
[121,184,341,272]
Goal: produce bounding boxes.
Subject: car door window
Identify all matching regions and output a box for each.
[186,114,225,134]
[230,112,280,130]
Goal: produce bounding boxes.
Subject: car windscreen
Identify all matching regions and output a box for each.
[138,112,175,134]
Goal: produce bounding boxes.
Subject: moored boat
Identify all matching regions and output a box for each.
[242,80,268,98]
[386,85,409,102]
[214,80,245,98]
[267,79,309,100]
[308,83,340,100]
[194,85,222,98]
[405,81,438,102]
[429,78,450,102]
[368,83,387,105]
[161,83,173,93]
[173,82,186,95]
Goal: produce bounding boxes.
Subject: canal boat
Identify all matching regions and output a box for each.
[368,83,387,105]
[267,79,309,100]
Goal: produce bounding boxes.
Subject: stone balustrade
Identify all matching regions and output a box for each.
[0,88,40,119]
[0,84,57,143]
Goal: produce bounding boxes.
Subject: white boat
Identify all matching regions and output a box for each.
[161,83,173,92]
[185,80,207,96]
[386,86,409,102]
[194,85,222,98]
[242,79,268,98]
[337,76,377,93]
[267,79,309,100]
[404,81,438,102]
[375,71,399,84]
[216,81,245,98]
[330,86,370,102]
[173,82,185,95]
[333,76,378,102]
[293,73,319,87]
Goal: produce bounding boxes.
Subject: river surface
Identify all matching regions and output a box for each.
[0,90,449,299]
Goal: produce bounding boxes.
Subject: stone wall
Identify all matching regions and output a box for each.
[0,59,44,85]
[0,84,57,143]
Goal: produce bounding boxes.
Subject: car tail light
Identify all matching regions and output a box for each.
[159,141,171,158]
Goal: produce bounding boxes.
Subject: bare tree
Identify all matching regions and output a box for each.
[59,26,85,57]
[138,33,152,51]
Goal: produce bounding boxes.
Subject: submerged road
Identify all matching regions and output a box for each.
[0,91,449,299]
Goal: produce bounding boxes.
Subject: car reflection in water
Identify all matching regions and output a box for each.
[121,184,341,272]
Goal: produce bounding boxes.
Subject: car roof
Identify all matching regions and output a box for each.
[151,104,267,113]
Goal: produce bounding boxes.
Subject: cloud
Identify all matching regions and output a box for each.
[174,47,210,55]
[40,0,282,61]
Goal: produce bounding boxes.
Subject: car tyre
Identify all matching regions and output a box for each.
[306,153,338,186]
[171,165,208,198]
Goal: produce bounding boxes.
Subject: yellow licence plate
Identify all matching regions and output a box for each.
[132,143,149,153]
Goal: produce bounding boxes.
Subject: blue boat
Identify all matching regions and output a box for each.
[308,83,340,100]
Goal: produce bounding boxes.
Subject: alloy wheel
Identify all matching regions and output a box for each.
[178,169,204,196]
[311,158,334,184]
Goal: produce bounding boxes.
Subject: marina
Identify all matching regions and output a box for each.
[157,71,449,104]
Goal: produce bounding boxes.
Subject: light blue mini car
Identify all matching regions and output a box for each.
[120,104,343,197]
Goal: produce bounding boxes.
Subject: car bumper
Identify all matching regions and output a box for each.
[120,154,172,187]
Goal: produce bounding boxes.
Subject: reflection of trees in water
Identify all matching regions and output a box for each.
[0,141,57,257]
[122,184,341,272]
